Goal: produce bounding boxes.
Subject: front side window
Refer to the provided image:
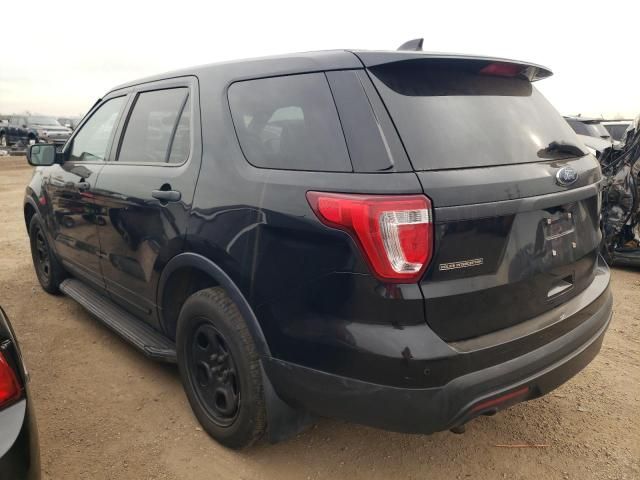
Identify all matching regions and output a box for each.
[118,88,190,164]
[228,73,352,172]
[69,97,126,162]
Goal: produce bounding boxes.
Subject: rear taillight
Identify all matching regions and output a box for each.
[306,192,433,282]
[0,350,22,408]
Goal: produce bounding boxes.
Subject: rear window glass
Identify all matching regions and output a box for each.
[605,124,629,141]
[566,119,590,136]
[369,60,579,171]
[228,73,352,172]
[567,120,611,140]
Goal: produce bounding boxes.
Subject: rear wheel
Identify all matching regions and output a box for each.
[176,287,266,449]
[29,214,66,293]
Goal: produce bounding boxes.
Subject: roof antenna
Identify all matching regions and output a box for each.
[397,38,423,51]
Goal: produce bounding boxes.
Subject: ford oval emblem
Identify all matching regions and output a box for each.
[556,166,578,186]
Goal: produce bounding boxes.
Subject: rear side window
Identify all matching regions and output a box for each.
[228,73,352,172]
[369,60,579,171]
[118,88,190,164]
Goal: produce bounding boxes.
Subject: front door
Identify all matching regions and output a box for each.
[42,95,128,288]
[93,79,201,327]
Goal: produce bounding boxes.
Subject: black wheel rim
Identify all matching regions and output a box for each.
[187,323,240,426]
[33,226,51,283]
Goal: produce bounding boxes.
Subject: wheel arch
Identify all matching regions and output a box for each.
[23,197,39,233]
[157,253,270,357]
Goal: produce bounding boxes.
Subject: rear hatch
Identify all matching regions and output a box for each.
[362,54,603,341]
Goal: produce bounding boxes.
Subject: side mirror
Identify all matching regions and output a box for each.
[27,143,59,166]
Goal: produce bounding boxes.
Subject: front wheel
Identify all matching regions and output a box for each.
[176,287,267,449]
[29,214,66,293]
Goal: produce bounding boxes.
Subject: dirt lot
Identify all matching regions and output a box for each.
[1,156,638,479]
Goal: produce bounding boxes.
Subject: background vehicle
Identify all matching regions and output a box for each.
[0,306,40,479]
[577,134,612,158]
[565,116,613,143]
[24,47,612,449]
[57,117,81,131]
[599,115,640,266]
[0,116,71,147]
[602,120,632,142]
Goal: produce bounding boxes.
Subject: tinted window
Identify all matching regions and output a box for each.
[370,60,580,170]
[605,124,629,142]
[118,88,189,164]
[228,73,351,172]
[567,119,590,136]
[69,97,125,162]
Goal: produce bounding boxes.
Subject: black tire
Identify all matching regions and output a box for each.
[176,287,266,449]
[29,214,66,293]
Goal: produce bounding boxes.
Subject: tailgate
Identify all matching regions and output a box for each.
[418,159,602,341]
[365,55,604,341]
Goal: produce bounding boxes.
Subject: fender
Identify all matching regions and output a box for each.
[157,252,314,442]
[157,252,271,357]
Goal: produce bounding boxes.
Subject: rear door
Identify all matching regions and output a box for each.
[93,77,201,328]
[365,57,603,341]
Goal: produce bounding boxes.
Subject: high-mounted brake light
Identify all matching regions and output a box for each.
[0,350,21,408]
[479,62,522,78]
[306,192,433,282]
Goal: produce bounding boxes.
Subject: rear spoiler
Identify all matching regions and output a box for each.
[349,50,553,82]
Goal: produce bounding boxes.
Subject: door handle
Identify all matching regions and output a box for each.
[76,181,90,192]
[152,189,181,202]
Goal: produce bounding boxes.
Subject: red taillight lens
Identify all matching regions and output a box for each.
[0,350,22,408]
[307,192,433,282]
[479,62,522,78]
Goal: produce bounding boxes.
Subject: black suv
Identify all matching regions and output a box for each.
[24,48,612,448]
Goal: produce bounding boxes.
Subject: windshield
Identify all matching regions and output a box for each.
[369,60,579,170]
[28,116,61,126]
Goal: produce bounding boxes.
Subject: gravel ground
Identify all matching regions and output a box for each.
[1,157,639,479]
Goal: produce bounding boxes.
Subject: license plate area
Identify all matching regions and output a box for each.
[544,211,575,240]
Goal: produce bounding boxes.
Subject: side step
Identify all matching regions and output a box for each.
[60,279,177,363]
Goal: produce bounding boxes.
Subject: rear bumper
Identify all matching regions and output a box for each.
[264,266,612,434]
[0,398,40,479]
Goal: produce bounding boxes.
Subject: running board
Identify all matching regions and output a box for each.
[60,279,177,363]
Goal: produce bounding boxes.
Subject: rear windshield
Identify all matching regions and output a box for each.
[369,60,579,171]
[567,120,611,140]
[605,124,629,141]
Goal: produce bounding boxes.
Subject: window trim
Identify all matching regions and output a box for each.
[62,93,130,165]
[111,79,196,168]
